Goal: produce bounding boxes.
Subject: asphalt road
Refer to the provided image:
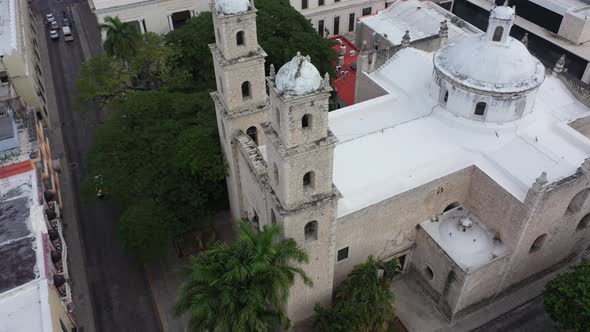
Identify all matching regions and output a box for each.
[29,0,162,331]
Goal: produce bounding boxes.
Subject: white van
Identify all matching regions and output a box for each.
[62,26,73,42]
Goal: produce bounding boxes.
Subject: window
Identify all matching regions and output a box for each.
[221,121,226,140]
[236,31,244,46]
[0,72,7,83]
[424,265,434,280]
[219,76,223,94]
[271,210,277,225]
[492,26,504,42]
[304,221,318,241]
[349,13,355,32]
[319,0,324,5]
[443,202,461,213]
[318,20,324,36]
[171,10,191,30]
[302,114,312,128]
[274,164,279,186]
[247,126,257,145]
[443,91,449,103]
[577,213,590,231]
[529,234,547,253]
[241,81,251,100]
[217,28,221,41]
[303,171,315,189]
[362,7,372,16]
[567,189,590,214]
[337,247,349,261]
[302,0,308,9]
[474,102,486,116]
[333,16,340,35]
[275,107,281,129]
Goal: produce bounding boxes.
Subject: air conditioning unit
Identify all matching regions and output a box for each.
[335,65,342,71]
[349,50,356,57]
[336,38,343,44]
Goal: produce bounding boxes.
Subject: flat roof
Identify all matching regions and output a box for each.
[360,0,479,46]
[329,48,590,218]
[331,36,359,106]
[0,0,17,57]
[0,280,53,332]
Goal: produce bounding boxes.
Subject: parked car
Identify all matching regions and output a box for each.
[62,17,70,26]
[50,21,59,30]
[45,13,55,24]
[62,26,73,42]
[49,30,59,40]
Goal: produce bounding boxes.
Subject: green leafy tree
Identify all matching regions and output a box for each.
[100,16,141,61]
[315,256,398,332]
[165,0,337,89]
[544,260,590,331]
[85,91,226,258]
[175,223,312,331]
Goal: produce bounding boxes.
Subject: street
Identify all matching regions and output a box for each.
[29,0,162,331]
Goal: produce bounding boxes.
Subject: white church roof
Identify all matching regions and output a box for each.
[329,48,590,218]
[434,35,545,93]
[215,0,251,15]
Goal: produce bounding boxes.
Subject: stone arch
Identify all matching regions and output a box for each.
[246,126,257,145]
[566,189,590,214]
[271,209,277,225]
[236,31,244,46]
[424,265,434,280]
[302,113,312,129]
[303,171,315,189]
[529,234,547,253]
[577,213,590,231]
[241,81,251,100]
[443,202,461,213]
[275,107,281,129]
[475,102,487,116]
[304,221,318,241]
[492,26,504,42]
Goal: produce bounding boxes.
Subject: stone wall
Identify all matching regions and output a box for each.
[558,71,590,107]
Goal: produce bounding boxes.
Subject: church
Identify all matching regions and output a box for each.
[210,0,590,328]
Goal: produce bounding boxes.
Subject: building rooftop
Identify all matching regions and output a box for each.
[331,36,358,106]
[359,0,479,46]
[0,280,53,332]
[0,0,17,57]
[528,0,590,16]
[90,0,150,11]
[420,206,509,271]
[329,47,590,218]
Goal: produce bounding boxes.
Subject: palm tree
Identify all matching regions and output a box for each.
[175,222,312,332]
[100,16,140,61]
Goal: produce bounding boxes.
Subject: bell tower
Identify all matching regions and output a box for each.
[263,54,339,323]
[486,3,515,44]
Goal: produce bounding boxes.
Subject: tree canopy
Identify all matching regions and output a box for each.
[314,256,399,332]
[175,223,311,331]
[100,16,141,61]
[544,260,590,331]
[165,0,337,89]
[85,91,226,260]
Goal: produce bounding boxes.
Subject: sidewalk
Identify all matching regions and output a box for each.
[35,16,97,332]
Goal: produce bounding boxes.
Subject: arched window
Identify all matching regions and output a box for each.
[303,171,315,189]
[304,221,318,241]
[443,202,461,213]
[443,90,449,103]
[275,107,281,129]
[274,164,279,186]
[577,213,590,231]
[246,126,257,145]
[474,102,486,116]
[271,209,277,225]
[236,31,245,46]
[424,265,434,280]
[492,26,504,42]
[219,76,224,94]
[566,189,590,214]
[217,28,221,41]
[220,121,226,141]
[529,234,547,253]
[302,114,312,129]
[241,81,251,100]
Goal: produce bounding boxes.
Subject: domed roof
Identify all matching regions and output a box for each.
[434,35,545,93]
[215,0,251,15]
[490,5,515,20]
[275,52,323,96]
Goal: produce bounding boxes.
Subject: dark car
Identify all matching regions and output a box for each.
[62,17,70,26]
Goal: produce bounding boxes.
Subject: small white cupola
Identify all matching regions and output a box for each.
[215,0,252,15]
[486,2,515,44]
[275,52,323,96]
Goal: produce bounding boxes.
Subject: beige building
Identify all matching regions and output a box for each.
[0,0,49,124]
[212,0,590,329]
[89,0,211,35]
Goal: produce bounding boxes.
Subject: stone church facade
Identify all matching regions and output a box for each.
[210,0,590,328]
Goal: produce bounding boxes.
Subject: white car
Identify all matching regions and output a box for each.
[50,21,59,30]
[49,30,59,40]
[46,13,55,23]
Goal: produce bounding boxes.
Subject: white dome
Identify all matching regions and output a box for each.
[490,5,514,20]
[434,35,545,93]
[275,52,323,96]
[215,0,251,15]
